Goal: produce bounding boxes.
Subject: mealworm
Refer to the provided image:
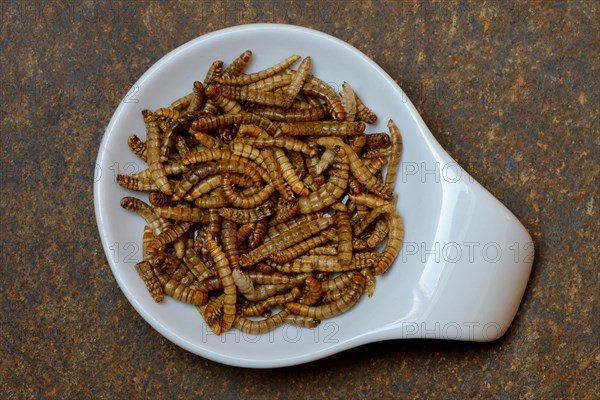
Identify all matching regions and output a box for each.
[221,174,276,208]
[274,148,310,197]
[360,267,377,297]
[261,147,294,201]
[237,221,256,243]
[218,201,274,224]
[190,129,222,149]
[384,119,403,191]
[282,252,378,273]
[268,198,301,226]
[354,90,377,123]
[249,218,268,249]
[348,193,390,209]
[117,174,159,192]
[223,50,253,78]
[173,159,264,201]
[307,245,338,256]
[340,82,357,122]
[299,276,323,305]
[199,294,224,335]
[298,146,349,213]
[220,85,291,107]
[204,233,236,332]
[317,137,392,199]
[232,269,287,301]
[162,277,208,305]
[301,79,345,121]
[361,147,392,159]
[143,109,172,195]
[321,271,356,292]
[204,84,244,114]
[182,81,205,119]
[353,203,396,237]
[284,56,311,107]
[266,212,324,238]
[204,60,224,85]
[284,314,320,328]
[375,209,404,275]
[247,271,290,285]
[120,196,171,236]
[249,103,329,122]
[334,203,353,266]
[280,121,365,136]
[214,54,300,86]
[363,156,388,175]
[239,217,334,267]
[168,92,194,111]
[192,113,282,137]
[245,73,292,91]
[241,287,302,317]
[234,135,316,157]
[183,246,211,281]
[128,134,147,162]
[152,205,211,223]
[233,310,290,335]
[285,274,365,319]
[269,229,333,264]
[135,261,164,302]
[221,218,240,271]
[146,222,193,254]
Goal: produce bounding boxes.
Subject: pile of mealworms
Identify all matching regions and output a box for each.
[118,51,404,335]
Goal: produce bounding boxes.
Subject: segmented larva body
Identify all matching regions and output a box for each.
[375,209,404,275]
[285,274,366,319]
[340,81,357,122]
[298,146,349,213]
[384,119,403,191]
[239,217,334,267]
[127,134,147,162]
[204,233,237,332]
[214,54,300,86]
[135,261,164,302]
[143,109,172,195]
[233,310,290,335]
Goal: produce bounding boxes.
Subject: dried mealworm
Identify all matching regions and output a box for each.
[241,287,302,317]
[117,174,159,192]
[317,137,392,199]
[135,261,164,302]
[239,217,334,267]
[232,269,287,301]
[261,147,294,201]
[284,314,320,328]
[247,271,290,285]
[218,201,274,224]
[301,78,346,121]
[249,218,268,249]
[221,218,240,270]
[192,113,282,137]
[274,148,310,197]
[152,205,211,223]
[249,103,329,122]
[220,85,291,107]
[298,146,349,213]
[280,121,365,137]
[233,310,290,335]
[237,222,256,243]
[384,119,403,191]
[221,174,276,208]
[269,229,333,264]
[245,73,292,91]
[268,198,301,226]
[348,193,390,209]
[340,82,357,122]
[143,109,172,195]
[354,90,377,123]
[360,267,377,297]
[300,276,323,305]
[285,274,365,319]
[204,84,244,114]
[284,56,311,107]
[146,222,193,254]
[204,233,237,332]
[334,203,353,266]
[190,129,222,149]
[223,50,253,78]
[120,196,171,236]
[321,271,356,292]
[214,54,300,86]
[364,133,391,150]
[375,209,404,275]
[128,134,147,162]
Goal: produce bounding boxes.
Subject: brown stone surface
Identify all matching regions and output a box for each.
[1,1,598,398]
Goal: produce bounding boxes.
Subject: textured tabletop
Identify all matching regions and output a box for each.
[1,1,598,398]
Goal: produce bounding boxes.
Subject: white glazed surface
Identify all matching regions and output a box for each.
[94,24,534,368]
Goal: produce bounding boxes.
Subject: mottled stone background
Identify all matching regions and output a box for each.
[1,0,598,398]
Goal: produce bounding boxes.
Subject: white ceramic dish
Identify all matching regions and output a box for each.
[94,24,534,368]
